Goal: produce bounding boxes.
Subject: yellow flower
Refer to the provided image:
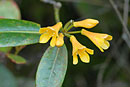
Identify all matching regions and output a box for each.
[73,19,99,29]
[70,35,94,65]
[81,29,112,52]
[39,22,62,47]
[56,33,64,47]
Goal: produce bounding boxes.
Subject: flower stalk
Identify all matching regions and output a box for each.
[65,24,73,32]
[64,33,71,37]
[53,3,61,23]
[67,31,81,34]
[63,20,74,32]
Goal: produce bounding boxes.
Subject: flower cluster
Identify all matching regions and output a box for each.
[39,19,113,65]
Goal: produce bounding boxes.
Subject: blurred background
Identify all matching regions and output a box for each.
[0,0,130,87]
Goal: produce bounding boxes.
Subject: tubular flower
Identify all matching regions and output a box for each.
[39,22,62,47]
[73,19,99,29]
[70,35,94,65]
[81,29,113,52]
[56,33,64,47]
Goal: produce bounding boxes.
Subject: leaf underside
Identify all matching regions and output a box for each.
[36,45,68,87]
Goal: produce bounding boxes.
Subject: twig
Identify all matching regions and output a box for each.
[58,0,108,7]
[122,0,130,48]
[41,0,62,22]
[54,4,61,22]
[41,0,58,5]
[109,0,130,40]
[123,0,129,26]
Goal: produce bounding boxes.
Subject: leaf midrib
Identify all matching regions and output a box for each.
[0,31,40,34]
[48,47,60,87]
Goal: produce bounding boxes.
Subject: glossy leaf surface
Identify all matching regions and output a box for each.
[7,54,26,64]
[0,19,40,47]
[36,45,68,87]
[0,0,21,52]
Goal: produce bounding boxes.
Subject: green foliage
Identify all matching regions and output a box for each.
[0,19,40,33]
[0,47,12,53]
[0,0,21,54]
[36,45,68,87]
[0,19,40,47]
[7,54,26,64]
[0,64,17,87]
[0,0,21,19]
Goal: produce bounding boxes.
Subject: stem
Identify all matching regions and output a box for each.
[41,0,61,23]
[64,33,71,37]
[61,20,74,32]
[15,46,26,55]
[54,6,60,22]
[67,31,81,34]
[65,24,73,32]
[123,0,129,27]
[53,2,62,23]
[109,0,130,39]
[63,20,73,30]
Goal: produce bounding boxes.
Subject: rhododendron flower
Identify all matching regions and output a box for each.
[70,35,94,65]
[81,29,112,52]
[73,19,99,29]
[39,22,63,47]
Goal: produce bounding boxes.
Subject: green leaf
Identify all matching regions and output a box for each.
[0,0,21,50]
[7,54,27,64]
[0,64,17,87]
[0,47,12,53]
[0,0,21,19]
[0,19,40,47]
[0,33,40,47]
[36,45,68,87]
[0,19,40,33]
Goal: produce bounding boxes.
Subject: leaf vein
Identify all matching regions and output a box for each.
[48,47,60,87]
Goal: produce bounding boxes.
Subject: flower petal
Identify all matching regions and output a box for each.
[39,32,52,43]
[81,29,105,52]
[94,38,104,52]
[101,40,110,50]
[52,22,62,32]
[56,33,64,47]
[84,48,94,55]
[70,35,85,54]
[39,28,49,34]
[78,51,90,63]
[99,34,113,41]
[73,53,78,65]
[105,35,113,40]
[50,35,56,47]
